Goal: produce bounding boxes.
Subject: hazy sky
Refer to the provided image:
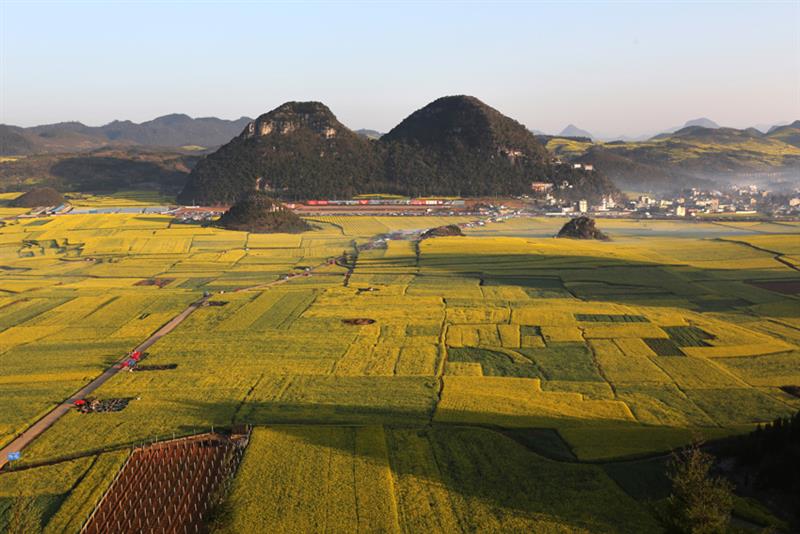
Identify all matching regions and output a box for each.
[2,1,799,137]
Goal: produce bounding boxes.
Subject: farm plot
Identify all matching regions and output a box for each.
[83,434,243,534]
[435,376,633,427]
[447,347,540,378]
[213,290,310,332]
[217,426,398,534]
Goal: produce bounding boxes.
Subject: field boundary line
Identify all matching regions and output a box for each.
[717,237,800,273]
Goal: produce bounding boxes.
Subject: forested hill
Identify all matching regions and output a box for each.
[177,102,382,204]
[178,96,618,204]
[380,95,555,197]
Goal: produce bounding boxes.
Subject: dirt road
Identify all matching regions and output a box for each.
[0,296,209,470]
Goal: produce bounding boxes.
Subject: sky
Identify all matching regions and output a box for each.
[1,1,799,138]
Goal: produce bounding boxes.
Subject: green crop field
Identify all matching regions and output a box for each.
[1,203,799,531]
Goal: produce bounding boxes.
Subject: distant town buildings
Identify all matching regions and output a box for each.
[525,182,799,219]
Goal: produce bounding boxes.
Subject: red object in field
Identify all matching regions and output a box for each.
[131,351,141,361]
[74,399,86,406]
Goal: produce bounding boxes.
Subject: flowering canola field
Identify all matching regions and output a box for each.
[1,208,799,532]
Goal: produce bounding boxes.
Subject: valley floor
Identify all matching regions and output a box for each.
[0,206,798,532]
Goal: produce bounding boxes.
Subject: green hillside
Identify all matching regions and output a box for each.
[545,123,800,191]
[179,96,619,204]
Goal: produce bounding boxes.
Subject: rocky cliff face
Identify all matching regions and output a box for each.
[241,102,342,141]
[420,224,464,239]
[556,217,610,240]
[178,102,380,205]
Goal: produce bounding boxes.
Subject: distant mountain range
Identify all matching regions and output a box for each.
[545,120,800,191]
[669,117,720,131]
[543,118,793,143]
[178,96,617,204]
[355,129,383,140]
[0,114,252,155]
[3,108,796,198]
[559,124,594,139]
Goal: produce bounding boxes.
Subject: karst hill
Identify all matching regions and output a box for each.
[178,96,618,205]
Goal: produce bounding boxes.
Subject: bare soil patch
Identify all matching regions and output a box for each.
[747,280,800,295]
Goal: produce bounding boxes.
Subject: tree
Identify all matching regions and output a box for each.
[664,443,734,534]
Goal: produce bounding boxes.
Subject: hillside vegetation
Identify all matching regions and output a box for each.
[179,96,619,204]
[0,148,198,195]
[546,122,800,191]
[10,187,65,207]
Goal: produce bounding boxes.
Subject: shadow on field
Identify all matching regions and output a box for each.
[165,397,697,509]
[170,399,672,532]
[7,395,727,530]
[50,157,187,194]
[364,248,800,317]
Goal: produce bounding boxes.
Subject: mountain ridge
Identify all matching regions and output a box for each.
[545,122,800,191]
[559,124,593,139]
[1,115,253,155]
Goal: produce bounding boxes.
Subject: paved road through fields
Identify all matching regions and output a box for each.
[0,255,338,471]
[0,296,210,470]
[0,234,425,470]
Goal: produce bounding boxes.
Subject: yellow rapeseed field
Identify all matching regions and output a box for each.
[1,205,799,530]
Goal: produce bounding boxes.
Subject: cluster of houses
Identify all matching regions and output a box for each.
[527,181,800,219]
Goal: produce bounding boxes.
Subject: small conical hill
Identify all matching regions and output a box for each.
[217,191,311,233]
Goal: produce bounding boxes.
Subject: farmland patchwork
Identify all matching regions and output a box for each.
[1,211,799,531]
